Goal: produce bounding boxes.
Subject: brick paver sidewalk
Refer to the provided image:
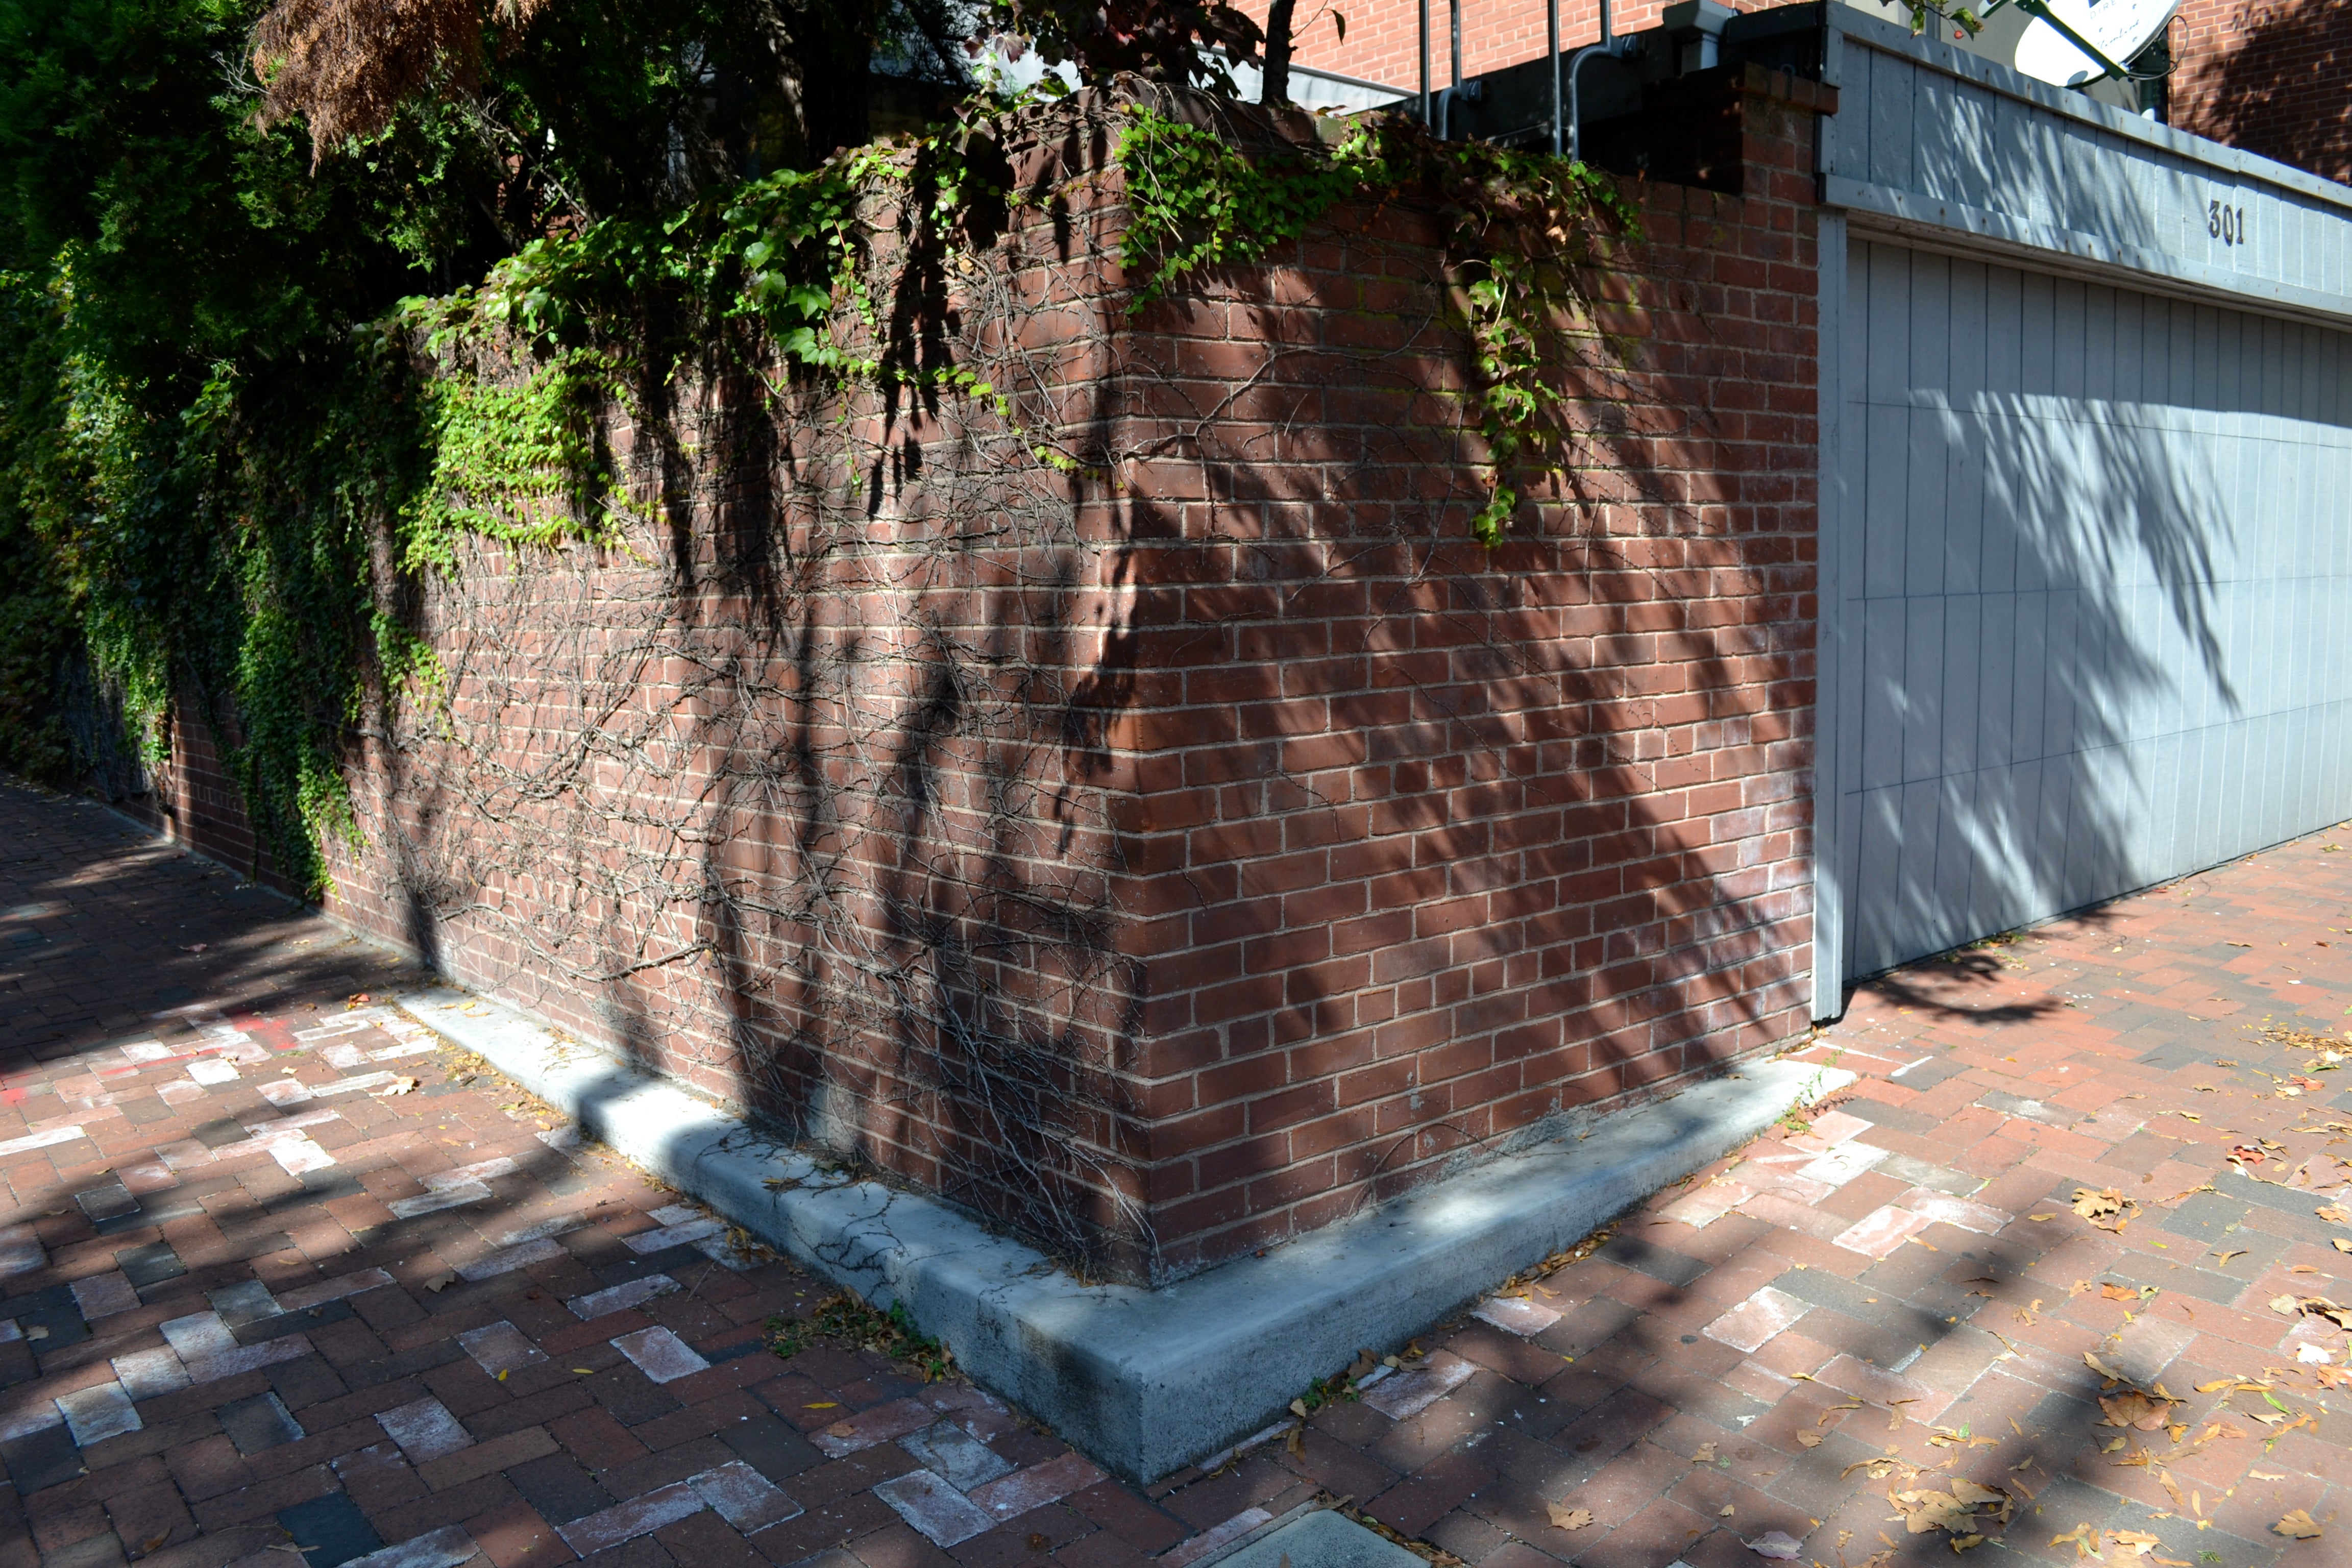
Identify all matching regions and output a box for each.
[4,777,2347,1568]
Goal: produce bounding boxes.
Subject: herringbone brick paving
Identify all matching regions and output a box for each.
[4,777,2346,1568]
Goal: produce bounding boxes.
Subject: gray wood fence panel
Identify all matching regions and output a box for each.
[1827,238,2352,986]
[1821,4,2352,330]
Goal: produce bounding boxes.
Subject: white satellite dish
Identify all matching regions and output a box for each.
[2013,0,2178,86]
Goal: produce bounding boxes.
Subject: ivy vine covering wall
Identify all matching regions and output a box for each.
[143,72,1825,1283]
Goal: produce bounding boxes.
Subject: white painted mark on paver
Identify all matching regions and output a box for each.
[119,1041,175,1064]
[322,1042,368,1069]
[372,1041,437,1060]
[160,1311,238,1360]
[71,1272,140,1320]
[276,1268,394,1312]
[208,1280,283,1325]
[808,1396,939,1457]
[379,1395,475,1461]
[184,1336,311,1384]
[688,1460,803,1531]
[966,1451,1106,1520]
[112,1346,191,1401]
[458,1237,565,1283]
[186,1059,239,1086]
[157,1081,205,1106]
[276,1260,393,1316]
[556,1481,706,1555]
[0,1126,85,1158]
[623,1218,727,1254]
[1472,1295,1563,1336]
[456,1321,546,1377]
[567,1274,679,1320]
[1832,1205,1935,1259]
[900,1420,1012,1490]
[611,1326,708,1384]
[0,1400,63,1440]
[265,1134,336,1175]
[338,1525,480,1568]
[388,1182,489,1218]
[425,1157,517,1190]
[1360,1351,1479,1420]
[1897,1189,2012,1234]
[310,1071,397,1097]
[1795,1141,1890,1188]
[1702,1286,1810,1354]
[875,1467,997,1548]
[56,1381,142,1445]
[257,1079,312,1107]
[495,1214,586,1249]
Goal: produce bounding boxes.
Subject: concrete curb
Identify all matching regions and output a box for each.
[397,984,1854,1483]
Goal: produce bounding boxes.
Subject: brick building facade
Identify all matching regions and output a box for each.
[147,69,1835,1284]
[1267,0,2352,190]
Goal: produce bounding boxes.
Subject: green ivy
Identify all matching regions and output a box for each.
[1115,102,1638,546]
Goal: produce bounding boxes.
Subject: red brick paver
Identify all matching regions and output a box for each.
[5,778,2348,1568]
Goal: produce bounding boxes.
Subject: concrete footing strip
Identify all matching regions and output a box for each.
[396,984,1853,1482]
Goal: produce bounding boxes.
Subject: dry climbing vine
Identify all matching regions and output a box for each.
[342,82,1671,1278]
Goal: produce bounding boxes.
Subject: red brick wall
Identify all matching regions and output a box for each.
[155,71,1831,1283]
[2169,0,2352,184]
[1254,0,1779,90]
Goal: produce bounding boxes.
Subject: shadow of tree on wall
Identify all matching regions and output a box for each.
[1827,240,2352,995]
[346,87,1823,1286]
[2171,0,2352,186]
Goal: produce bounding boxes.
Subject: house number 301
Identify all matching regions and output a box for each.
[2209,199,2246,246]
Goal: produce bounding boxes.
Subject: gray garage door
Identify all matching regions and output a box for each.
[1821,237,2352,987]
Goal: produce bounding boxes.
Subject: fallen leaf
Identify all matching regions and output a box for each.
[1692,1440,1718,1463]
[24,1325,48,1341]
[1720,1504,1736,1517]
[1796,1431,1823,1448]
[2029,1213,2055,1221]
[1745,1530,1803,1559]
[2271,1294,2302,1314]
[2213,1249,2247,1265]
[826,1420,855,1438]
[381,1076,420,1096]
[804,1402,839,1409]
[2084,1351,2125,1380]
[2106,1531,2162,1558]
[2250,1468,2287,1480]
[2050,1522,2101,1557]
[1548,1503,1594,1531]
[2099,1391,2177,1431]
[571,1368,592,1375]
[2100,1284,2139,1302]
[423,1272,456,1292]
[140,1538,168,1554]
[2274,1508,2322,1539]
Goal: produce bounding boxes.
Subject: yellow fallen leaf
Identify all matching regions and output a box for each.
[2274,1508,2322,1539]
[1547,1503,1594,1531]
[571,1369,592,1375]
[2029,1213,2055,1221]
[804,1401,839,1408]
[2050,1522,2101,1557]
[1720,1504,1735,1517]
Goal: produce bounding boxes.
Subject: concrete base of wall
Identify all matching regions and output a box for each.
[400,983,1854,1484]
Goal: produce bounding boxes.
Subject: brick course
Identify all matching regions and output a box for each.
[146,72,1831,1283]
